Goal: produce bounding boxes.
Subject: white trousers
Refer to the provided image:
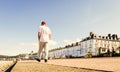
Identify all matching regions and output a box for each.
[38,42,48,60]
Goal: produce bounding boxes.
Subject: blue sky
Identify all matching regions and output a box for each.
[0,0,120,55]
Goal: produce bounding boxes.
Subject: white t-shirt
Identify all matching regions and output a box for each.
[38,25,51,42]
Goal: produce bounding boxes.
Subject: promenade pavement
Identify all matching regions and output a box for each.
[11,60,95,72]
[47,57,120,72]
[11,57,120,72]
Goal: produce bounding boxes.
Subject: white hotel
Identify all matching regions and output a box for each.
[48,32,120,58]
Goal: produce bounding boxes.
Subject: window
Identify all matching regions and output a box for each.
[96,40,97,42]
[102,48,106,52]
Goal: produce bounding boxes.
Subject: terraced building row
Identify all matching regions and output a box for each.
[48,32,120,58]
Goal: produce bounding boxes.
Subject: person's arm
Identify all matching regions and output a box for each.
[49,34,51,40]
[48,28,51,40]
[38,32,41,41]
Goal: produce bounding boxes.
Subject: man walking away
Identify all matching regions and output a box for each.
[35,21,51,62]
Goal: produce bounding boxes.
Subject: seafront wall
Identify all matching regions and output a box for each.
[0,61,14,72]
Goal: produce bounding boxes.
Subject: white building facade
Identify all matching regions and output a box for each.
[48,33,120,58]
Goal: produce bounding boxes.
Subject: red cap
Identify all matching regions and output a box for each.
[41,21,46,25]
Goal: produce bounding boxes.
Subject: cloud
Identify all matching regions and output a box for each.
[18,42,38,48]
[31,43,38,48]
[18,40,57,48]
[48,40,57,46]
[63,40,74,45]
[76,38,81,42]
[19,42,25,46]
[63,38,81,45]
